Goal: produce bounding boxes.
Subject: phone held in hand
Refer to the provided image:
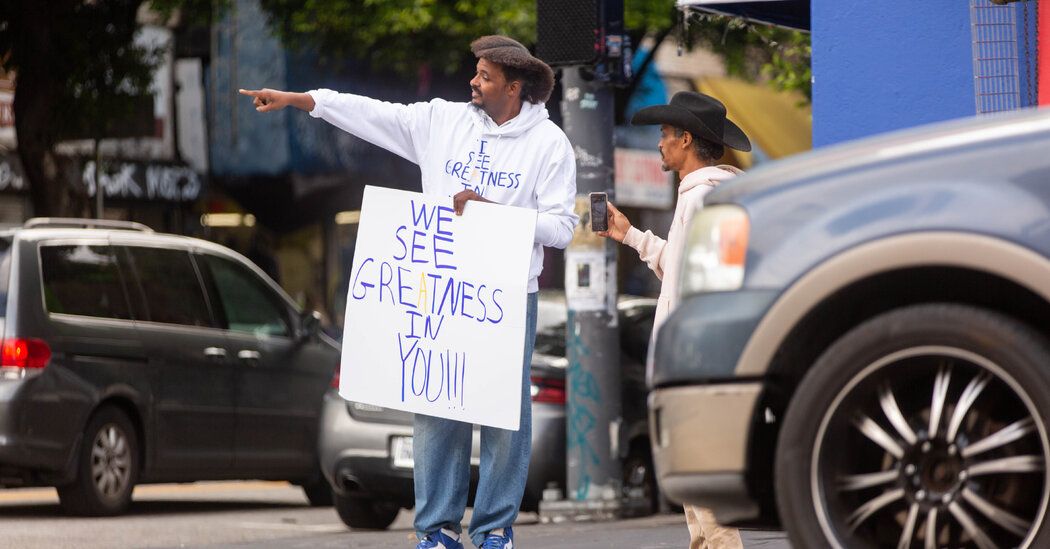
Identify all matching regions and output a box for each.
[590,192,608,232]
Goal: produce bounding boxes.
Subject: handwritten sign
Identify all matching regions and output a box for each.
[340,186,537,430]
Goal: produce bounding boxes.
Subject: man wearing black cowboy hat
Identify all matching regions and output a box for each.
[240,36,577,549]
[597,90,751,549]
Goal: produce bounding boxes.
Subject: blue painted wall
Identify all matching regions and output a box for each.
[209,1,292,176]
[812,1,975,146]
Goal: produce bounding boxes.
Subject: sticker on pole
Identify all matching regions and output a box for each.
[339,186,537,430]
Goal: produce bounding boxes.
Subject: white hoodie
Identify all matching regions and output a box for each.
[623,165,742,330]
[307,90,579,292]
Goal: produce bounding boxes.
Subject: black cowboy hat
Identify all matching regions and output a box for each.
[471,35,555,104]
[632,91,752,152]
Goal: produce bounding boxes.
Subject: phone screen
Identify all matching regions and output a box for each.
[590,193,608,232]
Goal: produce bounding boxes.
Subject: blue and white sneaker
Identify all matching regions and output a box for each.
[480,527,514,549]
[416,529,464,549]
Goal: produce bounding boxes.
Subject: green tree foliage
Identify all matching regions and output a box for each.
[254,1,809,102]
[256,0,536,75]
[680,12,811,102]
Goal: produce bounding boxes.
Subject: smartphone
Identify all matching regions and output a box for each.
[590,192,608,232]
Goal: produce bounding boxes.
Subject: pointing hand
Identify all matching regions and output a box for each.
[238,88,315,113]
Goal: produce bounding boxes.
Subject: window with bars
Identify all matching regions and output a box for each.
[970,0,1038,114]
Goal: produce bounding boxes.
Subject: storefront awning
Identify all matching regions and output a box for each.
[694,77,811,166]
[677,0,810,31]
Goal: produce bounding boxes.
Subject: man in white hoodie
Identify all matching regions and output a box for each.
[597,91,751,549]
[240,36,578,549]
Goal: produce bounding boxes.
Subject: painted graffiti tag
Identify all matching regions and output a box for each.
[567,310,602,500]
[82,160,203,202]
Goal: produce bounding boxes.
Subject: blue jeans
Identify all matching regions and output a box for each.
[414,292,537,547]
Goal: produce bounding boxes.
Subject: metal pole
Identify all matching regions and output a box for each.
[560,66,622,514]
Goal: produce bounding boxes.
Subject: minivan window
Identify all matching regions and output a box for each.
[125,246,212,328]
[41,245,131,320]
[0,238,11,317]
[200,254,290,337]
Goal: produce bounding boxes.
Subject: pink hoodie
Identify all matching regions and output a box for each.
[622,165,743,331]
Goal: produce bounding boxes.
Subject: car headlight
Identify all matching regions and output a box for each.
[678,204,749,296]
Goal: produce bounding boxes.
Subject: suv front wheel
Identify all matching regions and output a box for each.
[58,406,139,516]
[776,304,1050,548]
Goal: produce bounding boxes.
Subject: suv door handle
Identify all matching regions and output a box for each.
[203,347,227,358]
[237,350,261,362]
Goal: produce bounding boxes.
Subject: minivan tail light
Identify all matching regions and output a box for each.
[2,338,52,369]
[530,376,565,404]
[331,367,341,390]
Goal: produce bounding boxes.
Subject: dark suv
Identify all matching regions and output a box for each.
[651,110,1050,548]
[0,218,338,516]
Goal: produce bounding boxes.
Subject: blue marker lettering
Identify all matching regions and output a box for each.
[426,273,443,314]
[433,235,455,270]
[393,226,408,260]
[411,347,430,397]
[379,261,394,304]
[410,200,436,230]
[397,266,416,308]
[438,277,460,316]
[411,230,428,264]
[351,257,375,300]
[425,354,444,403]
[398,334,419,401]
[424,314,445,340]
[476,284,488,323]
[405,310,421,339]
[435,206,454,236]
[488,288,504,324]
[460,282,475,320]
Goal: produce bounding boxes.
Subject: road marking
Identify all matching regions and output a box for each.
[235,521,346,533]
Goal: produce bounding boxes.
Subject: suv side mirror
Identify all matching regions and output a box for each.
[299,310,322,341]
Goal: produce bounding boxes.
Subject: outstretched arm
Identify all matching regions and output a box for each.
[240,87,437,165]
[238,88,315,113]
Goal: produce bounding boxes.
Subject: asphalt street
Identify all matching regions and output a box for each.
[0,481,791,548]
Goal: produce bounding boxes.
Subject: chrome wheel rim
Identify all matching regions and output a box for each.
[812,346,1050,548]
[90,423,131,501]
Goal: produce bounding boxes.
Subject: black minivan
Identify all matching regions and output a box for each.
[0,218,339,515]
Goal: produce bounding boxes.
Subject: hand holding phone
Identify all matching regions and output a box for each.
[590,192,608,232]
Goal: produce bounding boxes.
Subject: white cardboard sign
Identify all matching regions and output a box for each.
[340,186,537,430]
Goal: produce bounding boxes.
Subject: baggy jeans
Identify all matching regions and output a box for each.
[413,292,538,547]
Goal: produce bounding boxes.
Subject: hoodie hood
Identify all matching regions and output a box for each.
[468,100,550,137]
[679,164,743,194]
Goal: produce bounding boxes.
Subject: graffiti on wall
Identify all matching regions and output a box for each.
[81,160,203,202]
[0,155,26,192]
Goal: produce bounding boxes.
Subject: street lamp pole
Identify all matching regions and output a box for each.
[535,0,631,522]
[561,66,622,515]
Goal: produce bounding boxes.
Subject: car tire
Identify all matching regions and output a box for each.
[58,406,139,516]
[301,476,334,507]
[623,444,658,515]
[333,493,400,530]
[776,304,1050,549]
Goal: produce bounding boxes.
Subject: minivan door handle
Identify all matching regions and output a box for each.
[203,347,227,358]
[237,350,261,363]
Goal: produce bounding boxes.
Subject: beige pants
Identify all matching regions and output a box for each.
[686,505,743,549]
